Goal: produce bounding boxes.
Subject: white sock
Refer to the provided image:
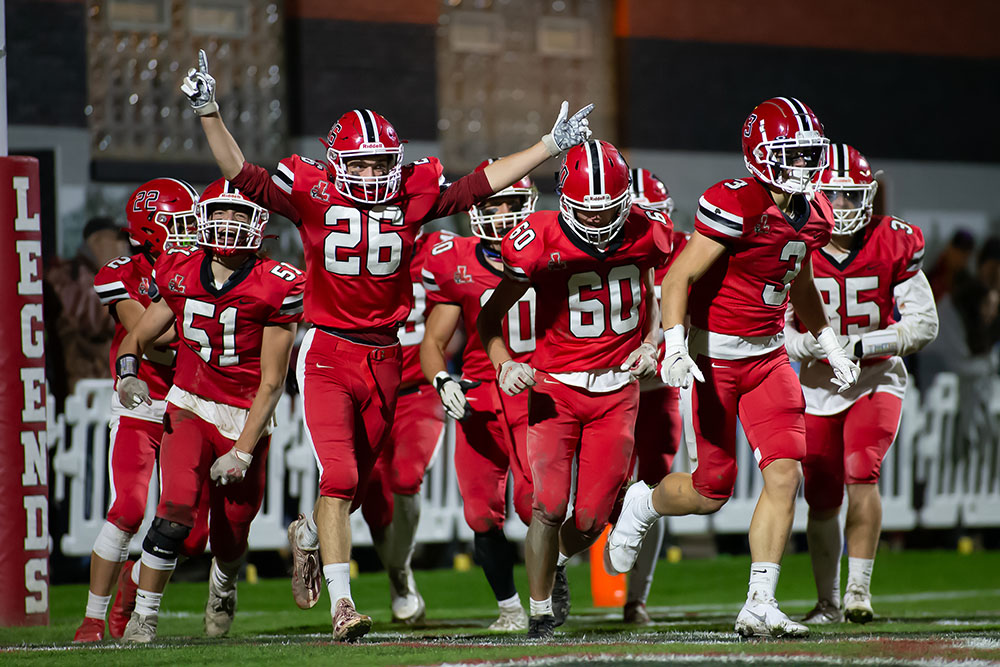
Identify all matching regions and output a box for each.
[636,487,661,523]
[747,562,781,601]
[324,562,352,610]
[806,515,842,604]
[847,557,874,594]
[498,593,521,611]
[85,592,111,620]
[297,517,319,551]
[627,517,666,604]
[131,561,141,585]
[529,596,553,617]
[211,557,243,593]
[134,589,163,617]
[556,552,570,568]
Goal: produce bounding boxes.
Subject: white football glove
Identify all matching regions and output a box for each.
[433,372,480,421]
[816,327,861,393]
[620,342,658,380]
[497,360,536,396]
[180,49,219,116]
[659,325,704,389]
[117,376,151,410]
[541,101,594,156]
[210,446,252,485]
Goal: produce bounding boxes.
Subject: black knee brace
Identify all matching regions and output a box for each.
[142,517,191,561]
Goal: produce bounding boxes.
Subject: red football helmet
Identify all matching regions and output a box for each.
[196,179,268,255]
[742,97,829,195]
[469,159,538,242]
[819,143,878,236]
[629,168,674,216]
[325,109,404,204]
[558,140,632,247]
[125,178,199,256]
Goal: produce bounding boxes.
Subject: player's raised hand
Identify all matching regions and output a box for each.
[180,49,219,116]
[210,446,253,485]
[816,327,861,393]
[621,342,658,380]
[541,101,594,156]
[497,360,536,396]
[117,376,152,410]
[659,325,704,389]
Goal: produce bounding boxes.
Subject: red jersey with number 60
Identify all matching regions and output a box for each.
[94,252,176,400]
[153,248,305,409]
[397,230,456,386]
[501,206,673,373]
[423,233,535,381]
[691,177,834,337]
[802,214,925,337]
[229,155,490,332]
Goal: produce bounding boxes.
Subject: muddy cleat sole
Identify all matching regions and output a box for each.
[73,617,105,643]
[287,515,321,610]
[527,614,558,640]
[332,598,373,642]
[552,565,571,627]
[623,600,651,625]
[844,587,874,624]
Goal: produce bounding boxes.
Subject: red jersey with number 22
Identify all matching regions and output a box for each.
[691,178,833,337]
[501,206,673,373]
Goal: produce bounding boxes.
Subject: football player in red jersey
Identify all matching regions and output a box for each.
[419,163,538,631]
[477,140,674,638]
[606,97,862,639]
[181,50,593,639]
[785,144,938,625]
[73,178,209,643]
[115,180,304,643]
[622,168,688,625]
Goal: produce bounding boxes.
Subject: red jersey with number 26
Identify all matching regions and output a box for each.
[153,249,305,409]
[691,178,834,337]
[501,206,673,373]
[423,234,535,381]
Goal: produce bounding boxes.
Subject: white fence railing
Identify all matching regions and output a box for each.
[48,373,1000,556]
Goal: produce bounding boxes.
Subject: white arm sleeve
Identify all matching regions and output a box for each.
[783,302,822,362]
[887,270,939,356]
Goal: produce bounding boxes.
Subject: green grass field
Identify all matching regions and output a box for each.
[2,550,999,666]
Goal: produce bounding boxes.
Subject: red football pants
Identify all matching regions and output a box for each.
[107,415,209,557]
[156,405,269,562]
[632,385,681,483]
[301,328,401,509]
[689,347,806,500]
[493,380,533,526]
[803,391,903,511]
[454,380,532,533]
[362,384,445,530]
[527,373,639,535]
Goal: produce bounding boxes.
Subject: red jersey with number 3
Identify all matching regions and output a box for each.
[397,230,455,386]
[94,252,175,400]
[804,214,925,336]
[501,206,673,373]
[153,248,305,409]
[691,178,834,337]
[423,233,535,381]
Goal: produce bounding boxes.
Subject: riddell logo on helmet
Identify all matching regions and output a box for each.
[359,142,386,150]
[583,194,611,205]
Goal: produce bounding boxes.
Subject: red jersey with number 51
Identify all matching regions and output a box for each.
[153,248,305,409]
[691,177,834,337]
[805,214,925,336]
[423,233,535,381]
[501,206,673,373]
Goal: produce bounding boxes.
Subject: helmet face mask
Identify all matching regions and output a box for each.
[158,210,199,251]
[819,143,878,236]
[558,140,632,248]
[469,189,538,242]
[326,109,404,204]
[196,180,268,256]
[742,97,830,196]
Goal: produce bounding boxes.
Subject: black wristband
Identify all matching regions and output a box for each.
[853,340,864,359]
[116,354,139,378]
[433,373,453,393]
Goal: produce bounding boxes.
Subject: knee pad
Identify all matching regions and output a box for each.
[142,516,192,562]
[93,521,133,563]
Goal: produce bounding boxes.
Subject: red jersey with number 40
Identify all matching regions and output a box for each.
[691,177,834,337]
[502,206,673,373]
[423,233,535,381]
[805,214,925,336]
[397,230,455,386]
[94,252,175,400]
[153,249,305,409]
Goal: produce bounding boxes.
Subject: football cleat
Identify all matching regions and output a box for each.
[623,600,652,625]
[527,614,558,640]
[843,585,874,624]
[388,566,425,624]
[552,565,571,627]
[204,574,237,638]
[802,598,843,624]
[331,597,373,642]
[604,483,658,575]
[109,560,138,639]
[287,515,322,609]
[489,605,529,631]
[72,617,105,643]
[121,611,158,644]
[735,593,809,638]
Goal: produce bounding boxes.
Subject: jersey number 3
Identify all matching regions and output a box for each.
[762,241,807,306]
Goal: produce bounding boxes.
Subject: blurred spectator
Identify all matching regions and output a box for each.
[44,217,130,409]
[953,236,1000,358]
[927,229,974,300]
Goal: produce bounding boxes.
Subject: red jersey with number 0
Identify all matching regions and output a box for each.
[398,230,455,386]
[501,206,673,373]
[801,214,925,336]
[691,178,834,337]
[423,234,535,381]
[94,252,176,400]
[153,248,305,409]
[229,155,490,331]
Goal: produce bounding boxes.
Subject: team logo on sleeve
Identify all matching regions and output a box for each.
[310,181,331,202]
[754,215,771,236]
[168,274,187,293]
[139,277,151,295]
[453,266,473,284]
[547,252,566,271]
